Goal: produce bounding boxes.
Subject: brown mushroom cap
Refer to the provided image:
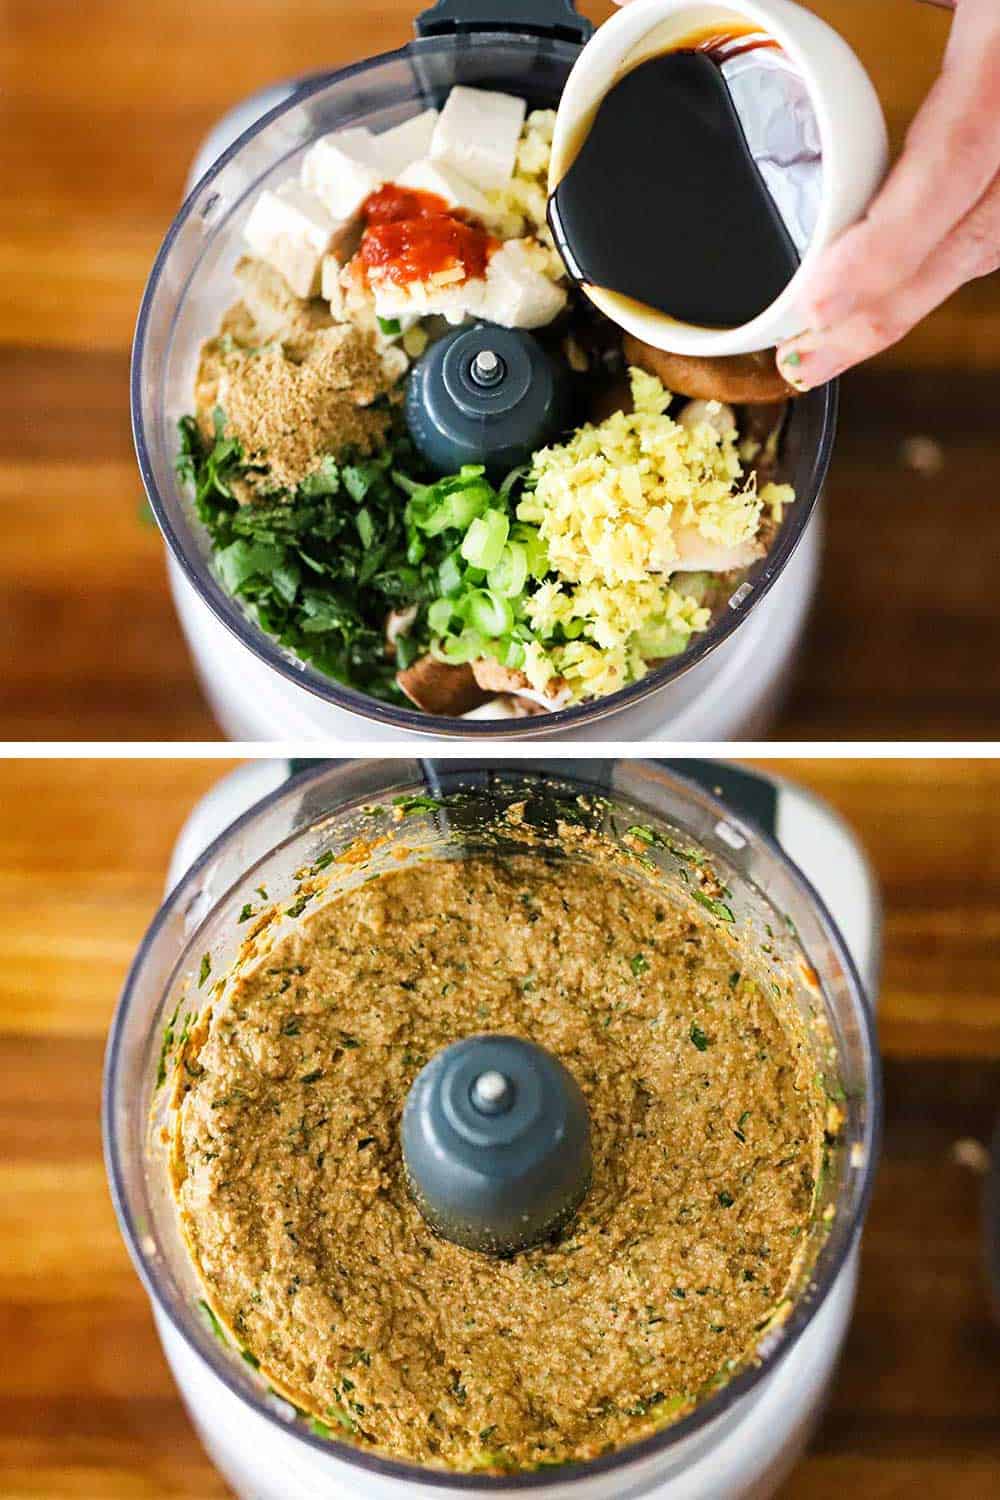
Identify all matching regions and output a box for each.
[397,657,492,717]
[622,335,796,405]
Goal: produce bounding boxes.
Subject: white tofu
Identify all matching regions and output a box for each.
[243,183,340,298]
[376,109,439,178]
[479,241,566,329]
[370,272,486,326]
[320,252,346,316]
[395,158,493,219]
[301,128,385,220]
[430,85,525,190]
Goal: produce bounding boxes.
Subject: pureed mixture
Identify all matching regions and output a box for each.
[165,827,829,1473]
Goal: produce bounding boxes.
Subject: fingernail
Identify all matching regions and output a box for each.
[779,333,839,393]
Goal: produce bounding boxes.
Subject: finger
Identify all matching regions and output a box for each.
[777,169,1000,387]
[801,0,1000,328]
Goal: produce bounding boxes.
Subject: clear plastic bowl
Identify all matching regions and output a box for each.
[132,29,837,737]
[104,758,880,1492]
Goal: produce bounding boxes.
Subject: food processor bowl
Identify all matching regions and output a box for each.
[104,759,880,1498]
[131,4,837,739]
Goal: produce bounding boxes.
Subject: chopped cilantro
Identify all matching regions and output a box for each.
[691,890,735,922]
[198,953,211,987]
[175,415,437,704]
[197,1298,228,1345]
[238,902,254,923]
[392,793,442,815]
[630,952,650,977]
[717,1190,735,1208]
[689,1022,710,1052]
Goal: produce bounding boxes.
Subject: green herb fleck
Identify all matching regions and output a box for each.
[197,1298,228,1345]
[717,1190,735,1208]
[198,953,211,987]
[691,890,735,922]
[630,953,650,977]
[392,793,442,816]
[689,1022,710,1052]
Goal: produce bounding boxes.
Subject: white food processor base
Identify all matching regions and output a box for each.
[170,509,821,742]
[159,759,878,1499]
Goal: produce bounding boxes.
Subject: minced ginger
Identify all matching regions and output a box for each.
[195,256,401,494]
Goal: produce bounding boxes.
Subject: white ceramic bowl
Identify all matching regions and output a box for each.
[549,0,889,355]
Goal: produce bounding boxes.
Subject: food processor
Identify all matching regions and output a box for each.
[104,758,882,1498]
[132,0,839,741]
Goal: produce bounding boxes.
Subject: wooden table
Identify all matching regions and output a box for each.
[0,756,998,1497]
[2,0,999,741]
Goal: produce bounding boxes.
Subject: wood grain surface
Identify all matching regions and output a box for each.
[2,1,999,741]
[0,756,998,1498]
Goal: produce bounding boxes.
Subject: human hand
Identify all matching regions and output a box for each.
[777,0,1000,387]
[612,0,999,388]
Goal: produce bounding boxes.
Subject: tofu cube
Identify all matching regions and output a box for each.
[480,241,566,329]
[321,252,346,316]
[243,182,340,298]
[430,85,526,190]
[370,272,486,327]
[301,128,385,220]
[395,158,493,220]
[376,109,439,178]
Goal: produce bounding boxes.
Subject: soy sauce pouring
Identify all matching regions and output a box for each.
[548,26,816,332]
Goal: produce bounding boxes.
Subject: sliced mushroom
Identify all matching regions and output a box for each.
[397,656,492,716]
[737,401,789,481]
[462,694,547,720]
[672,525,763,573]
[677,399,737,439]
[471,659,572,710]
[384,604,418,660]
[623,335,796,404]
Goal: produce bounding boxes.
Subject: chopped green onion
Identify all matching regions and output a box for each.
[377,316,402,336]
[503,636,526,670]
[435,628,486,665]
[427,597,455,635]
[438,551,464,597]
[465,588,513,638]
[487,540,528,599]
[512,524,549,580]
[461,509,509,570]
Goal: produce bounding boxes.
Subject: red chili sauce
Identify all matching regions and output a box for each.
[359,183,497,287]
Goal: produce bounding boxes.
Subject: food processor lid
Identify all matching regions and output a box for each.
[414,0,592,42]
[104,758,881,1490]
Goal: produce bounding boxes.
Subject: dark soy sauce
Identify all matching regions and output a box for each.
[548,36,801,329]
